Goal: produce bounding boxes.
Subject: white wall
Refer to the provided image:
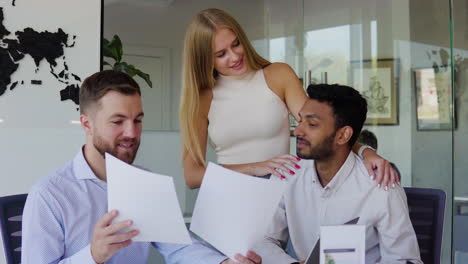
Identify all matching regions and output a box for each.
[0,0,101,262]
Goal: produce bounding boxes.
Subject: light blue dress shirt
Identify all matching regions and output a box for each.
[21,149,227,264]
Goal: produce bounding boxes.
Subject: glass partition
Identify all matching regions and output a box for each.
[301,0,454,263]
[452,0,468,262]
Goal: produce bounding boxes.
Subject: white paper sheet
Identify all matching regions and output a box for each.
[190,162,287,260]
[106,153,191,244]
[319,225,365,264]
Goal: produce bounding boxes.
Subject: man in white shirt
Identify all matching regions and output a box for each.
[254,84,422,264]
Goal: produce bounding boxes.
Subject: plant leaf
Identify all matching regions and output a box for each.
[114,62,130,74]
[125,63,138,77]
[102,38,114,60]
[135,69,152,88]
[102,35,153,88]
[105,35,123,63]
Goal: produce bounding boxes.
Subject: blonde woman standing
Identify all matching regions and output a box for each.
[180,8,398,189]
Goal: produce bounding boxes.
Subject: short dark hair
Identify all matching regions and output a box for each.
[358,129,378,150]
[306,84,367,146]
[79,70,141,114]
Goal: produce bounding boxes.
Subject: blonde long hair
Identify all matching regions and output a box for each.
[180,8,271,166]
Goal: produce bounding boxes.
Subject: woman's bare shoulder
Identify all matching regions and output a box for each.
[264,63,299,99]
[264,62,298,83]
[264,62,295,74]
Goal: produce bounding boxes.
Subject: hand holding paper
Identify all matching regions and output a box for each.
[106,153,191,244]
[90,210,140,263]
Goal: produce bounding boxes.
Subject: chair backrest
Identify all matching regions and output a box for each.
[0,194,28,264]
[404,187,446,264]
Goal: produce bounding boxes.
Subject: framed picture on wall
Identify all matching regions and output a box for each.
[350,58,399,125]
[413,66,455,130]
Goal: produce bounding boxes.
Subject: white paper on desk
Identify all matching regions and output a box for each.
[106,153,191,244]
[190,162,287,260]
[319,225,365,264]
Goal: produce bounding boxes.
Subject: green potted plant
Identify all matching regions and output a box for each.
[102,35,152,88]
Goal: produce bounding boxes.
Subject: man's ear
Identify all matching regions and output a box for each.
[80,113,93,136]
[336,126,353,146]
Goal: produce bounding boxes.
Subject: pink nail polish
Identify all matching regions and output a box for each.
[281,175,286,179]
[295,165,301,169]
[290,170,295,175]
[296,157,301,161]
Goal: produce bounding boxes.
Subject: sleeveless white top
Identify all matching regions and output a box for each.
[208,69,290,165]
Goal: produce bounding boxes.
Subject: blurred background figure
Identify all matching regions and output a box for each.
[358,129,401,182]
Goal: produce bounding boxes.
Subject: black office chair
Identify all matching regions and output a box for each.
[404,187,446,264]
[0,194,28,264]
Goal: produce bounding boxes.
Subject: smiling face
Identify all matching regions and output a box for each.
[87,90,144,164]
[212,27,248,76]
[293,99,338,160]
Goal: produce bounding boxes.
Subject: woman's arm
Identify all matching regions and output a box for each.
[264,63,399,189]
[184,138,300,188]
[184,148,300,189]
[352,142,399,189]
[264,63,308,122]
[222,154,300,179]
[183,134,208,189]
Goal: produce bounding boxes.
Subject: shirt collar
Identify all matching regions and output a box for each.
[73,146,102,181]
[313,151,356,192]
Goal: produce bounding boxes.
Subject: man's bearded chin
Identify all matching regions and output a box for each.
[93,137,139,164]
[297,135,335,161]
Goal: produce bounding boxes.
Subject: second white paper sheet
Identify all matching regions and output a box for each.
[106,153,191,244]
[190,162,287,260]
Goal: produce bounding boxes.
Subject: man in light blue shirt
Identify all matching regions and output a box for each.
[21,70,261,264]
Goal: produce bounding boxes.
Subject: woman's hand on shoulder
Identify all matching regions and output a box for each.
[361,148,400,190]
[238,154,301,179]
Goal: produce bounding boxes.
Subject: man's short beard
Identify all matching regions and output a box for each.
[93,135,138,164]
[297,132,335,161]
